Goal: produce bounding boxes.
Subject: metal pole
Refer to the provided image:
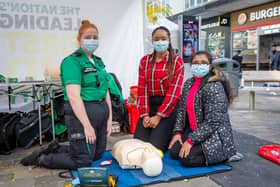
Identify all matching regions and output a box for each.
[8,86,11,111]
[43,86,46,106]
[37,86,42,145]
[230,32,233,58]
[32,85,36,110]
[178,15,183,58]
[256,33,260,71]
[198,16,202,50]
[50,87,56,141]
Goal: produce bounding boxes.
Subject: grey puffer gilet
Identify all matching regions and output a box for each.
[173,70,236,165]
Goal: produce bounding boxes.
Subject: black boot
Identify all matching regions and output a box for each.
[20,148,42,166]
[20,140,60,166]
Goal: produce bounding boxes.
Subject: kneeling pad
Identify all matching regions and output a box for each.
[259,145,280,165]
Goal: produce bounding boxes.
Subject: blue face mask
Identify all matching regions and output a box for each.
[191,64,210,78]
[153,40,169,53]
[81,39,99,54]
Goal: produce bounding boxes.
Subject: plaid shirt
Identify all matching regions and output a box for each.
[137,54,184,118]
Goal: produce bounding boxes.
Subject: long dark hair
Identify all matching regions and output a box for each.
[150,26,175,82]
[191,51,233,104]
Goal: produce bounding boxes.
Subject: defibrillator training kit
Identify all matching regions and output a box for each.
[77,167,117,187]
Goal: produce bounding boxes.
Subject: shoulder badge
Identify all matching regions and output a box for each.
[71,52,82,57]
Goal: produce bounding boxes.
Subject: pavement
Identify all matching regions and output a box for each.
[0,65,280,187]
[0,88,279,187]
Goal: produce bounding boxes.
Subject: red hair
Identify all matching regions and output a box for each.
[77,20,98,40]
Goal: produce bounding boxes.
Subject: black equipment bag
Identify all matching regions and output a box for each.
[15,110,52,148]
[0,112,22,154]
[109,73,129,132]
[111,94,126,123]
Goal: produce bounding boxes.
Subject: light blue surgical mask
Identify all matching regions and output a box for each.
[81,39,99,54]
[153,40,169,52]
[191,64,210,78]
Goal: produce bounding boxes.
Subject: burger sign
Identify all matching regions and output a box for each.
[238,13,247,25]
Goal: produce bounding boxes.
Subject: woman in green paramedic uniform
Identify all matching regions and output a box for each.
[21,20,112,169]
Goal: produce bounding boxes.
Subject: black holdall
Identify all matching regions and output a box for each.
[0,112,22,154]
[15,110,52,148]
[109,73,129,132]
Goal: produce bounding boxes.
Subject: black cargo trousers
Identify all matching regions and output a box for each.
[134,96,178,153]
[40,100,109,169]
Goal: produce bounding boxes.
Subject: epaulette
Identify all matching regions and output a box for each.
[94,55,105,67]
[94,55,101,60]
[71,52,82,57]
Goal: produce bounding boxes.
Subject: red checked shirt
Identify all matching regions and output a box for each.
[137,53,184,118]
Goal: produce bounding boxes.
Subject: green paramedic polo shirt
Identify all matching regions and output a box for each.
[60,48,109,101]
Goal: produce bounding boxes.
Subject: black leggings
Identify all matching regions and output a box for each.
[134,96,177,153]
[169,129,206,167]
[39,100,109,169]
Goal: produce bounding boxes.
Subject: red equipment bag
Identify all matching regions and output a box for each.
[124,100,139,134]
[258,145,280,165]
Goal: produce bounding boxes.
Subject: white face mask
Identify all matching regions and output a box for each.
[81,39,99,54]
[153,40,169,52]
[191,64,210,78]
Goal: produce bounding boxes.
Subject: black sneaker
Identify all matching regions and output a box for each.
[20,148,42,166]
[20,140,60,166]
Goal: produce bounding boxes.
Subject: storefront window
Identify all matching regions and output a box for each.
[232,30,257,69]
[208,32,226,58]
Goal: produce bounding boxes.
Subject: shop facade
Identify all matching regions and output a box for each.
[231,1,280,70]
[201,16,230,59]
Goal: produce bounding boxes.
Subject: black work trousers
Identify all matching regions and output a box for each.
[169,129,206,167]
[134,96,177,153]
[40,100,109,169]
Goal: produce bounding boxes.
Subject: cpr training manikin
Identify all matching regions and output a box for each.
[112,139,163,177]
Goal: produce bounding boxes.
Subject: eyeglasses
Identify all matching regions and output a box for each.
[192,60,209,65]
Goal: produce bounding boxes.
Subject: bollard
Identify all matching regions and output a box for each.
[249,90,255,111]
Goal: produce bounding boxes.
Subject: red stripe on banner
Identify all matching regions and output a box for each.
[231,21,280,32]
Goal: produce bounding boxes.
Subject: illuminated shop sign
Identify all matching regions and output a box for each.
[237,13,247,25]
[258,23,280,35]
[201,16,229,29]
[201,22,219,29]
[250,6,280,22]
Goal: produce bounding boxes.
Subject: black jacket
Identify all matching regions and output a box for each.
[173,70,236,165]
[269,51,280,70]
[232,55,243,64]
